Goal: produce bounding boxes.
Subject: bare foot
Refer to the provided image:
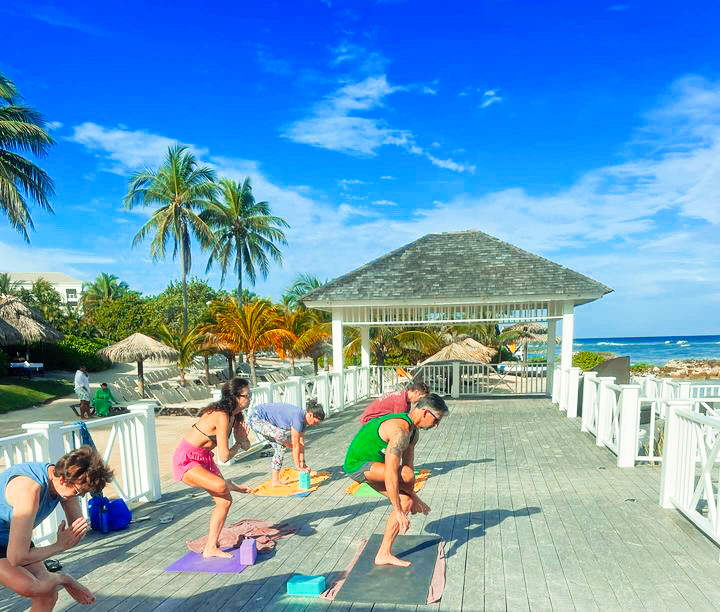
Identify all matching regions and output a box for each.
[203,548,233,559]
[63,577,95,605]
[271,481,290,488]
[228,481,252,493]
[374,553,411,567]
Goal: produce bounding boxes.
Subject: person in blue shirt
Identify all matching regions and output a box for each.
[248,399,325,487]
[0,446,113,610]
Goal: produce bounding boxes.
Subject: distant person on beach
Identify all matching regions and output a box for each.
[247,399,325,487]
[171,377,253,558]
[0,446,113,610]
[90,383,118,417]
[343,393,448,566]
[73,366,91,420]
[358,382,429,425]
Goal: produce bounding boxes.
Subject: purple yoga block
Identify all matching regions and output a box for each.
[239,538,257,565]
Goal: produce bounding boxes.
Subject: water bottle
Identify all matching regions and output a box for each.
[100,505,109,534]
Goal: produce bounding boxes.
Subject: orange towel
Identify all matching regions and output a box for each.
[252,467,331,496]
[345,468,431,495]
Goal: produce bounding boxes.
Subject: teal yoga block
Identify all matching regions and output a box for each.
[286,574,326,596]
[298,471,311,489]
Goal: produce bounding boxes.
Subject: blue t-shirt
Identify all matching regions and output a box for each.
[253,403,306,433]
[0,462,59,546]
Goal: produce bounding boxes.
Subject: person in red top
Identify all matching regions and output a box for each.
[359,382,429,425]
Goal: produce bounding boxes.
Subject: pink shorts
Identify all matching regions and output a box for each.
[172,438,222,482]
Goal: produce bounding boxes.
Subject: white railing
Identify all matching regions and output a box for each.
[660,402,720,555]
[580,372,601,435]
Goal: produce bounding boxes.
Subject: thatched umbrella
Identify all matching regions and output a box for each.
[98,333,179,398]
[0,294,63,358]
[419,338,496,365]
[504,322,548,364]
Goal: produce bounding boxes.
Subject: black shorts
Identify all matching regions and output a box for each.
[347,461,375,483]
[0,541,33,560]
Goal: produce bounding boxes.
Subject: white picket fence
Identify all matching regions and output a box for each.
[553,366,720,554]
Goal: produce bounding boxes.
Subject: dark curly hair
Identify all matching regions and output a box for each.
[198,377,250,422]
[55,446,114,494]
[306,398,325,421]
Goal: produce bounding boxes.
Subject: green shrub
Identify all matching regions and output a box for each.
[630,364,654,375]
[572,351,607,371]
[6,335,113,372]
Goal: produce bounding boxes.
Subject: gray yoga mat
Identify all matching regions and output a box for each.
[334,534,440,604]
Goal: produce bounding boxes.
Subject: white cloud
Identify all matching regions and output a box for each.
[329,42,388,74]
[426,154,476,174]
[372,199,397,206]
[423,86,437,95]
[0,241,114,278]
[46,121,63,131]
[338,178,367,189]
[284,75,473,172]
[380,175,394,180]
[480,89,503,109]
[255,44,292,75]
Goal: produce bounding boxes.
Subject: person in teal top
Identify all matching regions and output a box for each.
[90,383,118,417]
[0,446,113,611]
[343,393,448,567]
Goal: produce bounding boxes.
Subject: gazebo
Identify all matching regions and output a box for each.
[302,230,612,398]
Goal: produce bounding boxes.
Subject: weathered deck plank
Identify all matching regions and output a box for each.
[2,397,720,612]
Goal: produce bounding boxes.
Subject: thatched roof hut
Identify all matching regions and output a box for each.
[420,338,496,365]
[0,294,63,348]
[99,333,178,398]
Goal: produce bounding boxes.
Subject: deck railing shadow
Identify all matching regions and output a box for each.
[424,507,542,558]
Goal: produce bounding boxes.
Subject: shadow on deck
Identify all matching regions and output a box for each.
[2,397,720,612]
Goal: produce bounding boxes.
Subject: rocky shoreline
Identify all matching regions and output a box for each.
[640,359,720,380]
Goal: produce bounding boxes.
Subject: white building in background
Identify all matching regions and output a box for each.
[8,272,85,308]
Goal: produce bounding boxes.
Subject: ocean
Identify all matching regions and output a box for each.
[572,335,720,366]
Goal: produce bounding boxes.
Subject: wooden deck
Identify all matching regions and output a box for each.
[3,397,720,612]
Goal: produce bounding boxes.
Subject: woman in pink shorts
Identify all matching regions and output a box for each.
[172,377,253,558]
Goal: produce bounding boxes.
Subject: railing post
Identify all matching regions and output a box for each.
[552,366,561,404]
[346,367,358,404]
[595,377,616,447]
[288,376,304,407]
[258,381,274,403]
[211,388,222,402]
[317,371,330,413]
[617,384,642,468]
[559,367,570,411]
[659,401,688,508]
[451,362,460,399]
[679,382,692,399]
[566,367,582,418]
[581,372,598,432]
[127,403,162,502]
[21,420,65,539]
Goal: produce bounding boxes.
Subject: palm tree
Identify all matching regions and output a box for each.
[124,145,217,332]
[203,177,288,302]
[282,273,327,310]
[81,273,130,315]
[202,298,293,385]
[0,73,55,242]
[155,323,206,386]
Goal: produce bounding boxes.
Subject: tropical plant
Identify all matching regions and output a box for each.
[81,273,130,315]
[202,298,293,385]
[90,293,159,341]
[146,278,217,335]
[0,272,21,295]
[0,73,55,242]
[155,323,206,386]
[203,177,288,302]
[15,278,65,327]
[124,144,217,332]
[344,326,437,367]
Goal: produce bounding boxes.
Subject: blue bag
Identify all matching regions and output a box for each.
[88,495,132,532]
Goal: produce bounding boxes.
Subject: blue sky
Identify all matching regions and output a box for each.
[1,0,719,338]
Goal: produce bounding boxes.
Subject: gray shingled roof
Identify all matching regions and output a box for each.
[302,230,612,304]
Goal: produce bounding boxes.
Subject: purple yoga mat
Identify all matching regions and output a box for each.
[164,549,249,574]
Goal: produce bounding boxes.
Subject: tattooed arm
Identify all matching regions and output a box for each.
[381,421,413,530]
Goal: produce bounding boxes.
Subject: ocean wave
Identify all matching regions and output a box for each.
[677,340,689,345]
[597,342,627,346]
[665,341,671,344]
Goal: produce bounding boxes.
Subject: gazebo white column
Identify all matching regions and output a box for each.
[546,318,557,395]
[331,308,344,373]
[560,302,575,410]
[360,327,371,368]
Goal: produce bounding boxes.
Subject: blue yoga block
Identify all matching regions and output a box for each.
[286,574,326,596]
[239,538,257,565]
[298,471,311,489]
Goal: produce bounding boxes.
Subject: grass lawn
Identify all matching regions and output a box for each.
[0,377,75,413]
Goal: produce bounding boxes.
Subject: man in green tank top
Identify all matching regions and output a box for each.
[343,393,449,566]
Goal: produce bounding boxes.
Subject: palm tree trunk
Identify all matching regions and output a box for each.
[249,350,257,386]
[137,359,145,398]
[236,246,243,305]
[179,367,186,386]
[226,351,234,378]
[181,241,189,333]
[204,354,210,384]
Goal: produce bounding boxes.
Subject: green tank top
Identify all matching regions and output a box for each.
[343,413,415,474]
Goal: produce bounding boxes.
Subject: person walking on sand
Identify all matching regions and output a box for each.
[343,393,448,566]
[247,399,325,487]
[0,446,114,610]
[171,377,253,558]
[73,366,91,420]
[358,381,429,425]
